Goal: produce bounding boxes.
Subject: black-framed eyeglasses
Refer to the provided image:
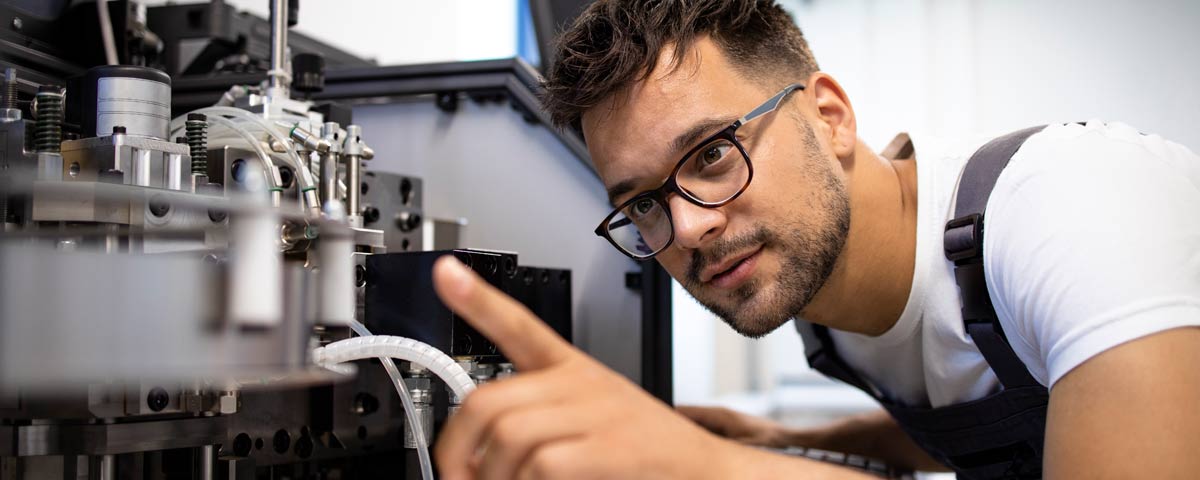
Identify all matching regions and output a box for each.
[595,83,805,260]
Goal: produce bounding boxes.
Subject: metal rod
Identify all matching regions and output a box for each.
[268,0,289,93]
[319,122,340,208]
[347,155,360,219]
[343,125,363,225]
[100,454,115,480]
[199,445,214,480]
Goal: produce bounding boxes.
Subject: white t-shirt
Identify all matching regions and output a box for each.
[804,120,1200,408]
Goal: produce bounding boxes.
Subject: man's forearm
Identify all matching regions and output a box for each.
[721,440,885,480]
[778,409,948,472]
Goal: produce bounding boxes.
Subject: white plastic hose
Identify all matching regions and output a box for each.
[314,335,477,404]
[346,322,434,480]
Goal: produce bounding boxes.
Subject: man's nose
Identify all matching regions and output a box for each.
[668,195,726,250]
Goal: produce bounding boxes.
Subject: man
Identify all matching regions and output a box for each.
[428,0,1200,478]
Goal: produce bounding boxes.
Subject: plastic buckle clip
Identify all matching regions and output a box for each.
[944,213,984,263]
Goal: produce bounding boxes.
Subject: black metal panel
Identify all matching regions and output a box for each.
[364,250,511,361]
[506,266,573,344]
[145,2,373,78]
[365,249,574,362]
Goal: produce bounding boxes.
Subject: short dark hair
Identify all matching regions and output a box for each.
[541,0,820,130]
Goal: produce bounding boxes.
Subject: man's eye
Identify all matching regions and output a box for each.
[632,198,656,216]
[700,143,732,166]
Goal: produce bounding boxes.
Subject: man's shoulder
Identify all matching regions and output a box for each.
[1003,120,1200,187]
[978,120,1200,388]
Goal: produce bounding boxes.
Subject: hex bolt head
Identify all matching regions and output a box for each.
[148,196,170,217]
[146,387,170,412]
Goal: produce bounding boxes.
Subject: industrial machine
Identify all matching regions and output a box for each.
[0,1,640,479]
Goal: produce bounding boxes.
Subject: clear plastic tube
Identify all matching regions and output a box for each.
[189,107,320,216]
[350,321,434,480]
[348,321,436,480]
[199,116,284,206]
[170,107,320,216]
[346,321,434,480]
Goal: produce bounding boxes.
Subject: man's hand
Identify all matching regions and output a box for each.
[676,405,790,448]
[431,256,737,480]
[679,406,949,472]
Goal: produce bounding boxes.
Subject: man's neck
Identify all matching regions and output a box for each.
[801,137,919,336]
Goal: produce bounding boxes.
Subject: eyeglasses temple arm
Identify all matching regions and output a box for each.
[737,83,805,126]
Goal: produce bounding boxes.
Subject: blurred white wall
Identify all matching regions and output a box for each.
[144,0,519,65]
[673,0,1200,424]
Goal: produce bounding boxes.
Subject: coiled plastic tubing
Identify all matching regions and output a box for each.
[313,335,477,400]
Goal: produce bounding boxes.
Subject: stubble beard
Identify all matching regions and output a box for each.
[680,124,851,338]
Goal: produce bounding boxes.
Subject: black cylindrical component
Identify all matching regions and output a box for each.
[291,53,325,96]
[186,113,208,175]
[34,85,63,153]
[288,0,300,26]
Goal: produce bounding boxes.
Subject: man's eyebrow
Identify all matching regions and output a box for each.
[606,179,639,207]
[605,116,738,207]
[669,116,738,157]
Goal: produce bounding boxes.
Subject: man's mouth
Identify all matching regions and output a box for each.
[701,246,764,289]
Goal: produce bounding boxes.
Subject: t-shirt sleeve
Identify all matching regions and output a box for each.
[982,121,1200,389]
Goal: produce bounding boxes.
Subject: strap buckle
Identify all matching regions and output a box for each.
[944,213,984,263]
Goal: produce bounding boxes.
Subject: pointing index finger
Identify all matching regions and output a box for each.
[433,255,574,370]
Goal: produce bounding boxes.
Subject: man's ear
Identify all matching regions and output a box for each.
[806,72,857,160]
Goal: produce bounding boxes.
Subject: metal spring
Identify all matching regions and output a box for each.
[185,114,208,175]
[34,87,63,153]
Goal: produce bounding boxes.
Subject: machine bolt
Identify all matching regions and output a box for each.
[354,264,367,287]
[147,387,170,412]
[294,434,314,458]
[395,211,421,232]
[362,206,380,224]
[148,195,170,217]
[232,433,252,457]
[273,429,291,451]
[1,68,17,110]
[273,429,291,454]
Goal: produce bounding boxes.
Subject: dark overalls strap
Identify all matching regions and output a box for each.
[944,125,1047,390]
[797,321,882,398]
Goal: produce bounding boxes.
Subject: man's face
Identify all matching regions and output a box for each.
[582,38,851,337]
